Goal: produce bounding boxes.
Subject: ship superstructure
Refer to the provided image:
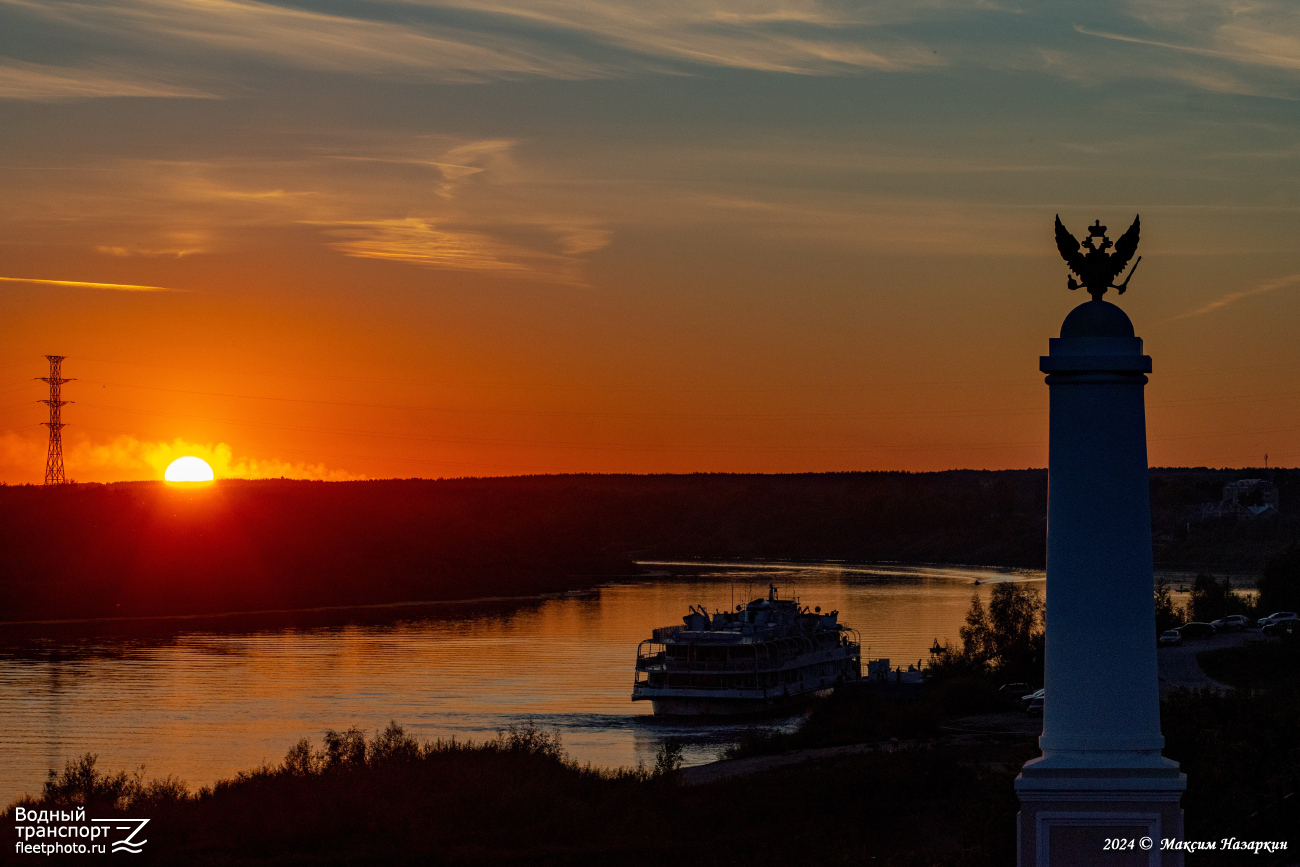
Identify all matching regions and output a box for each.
[632,584,861,716]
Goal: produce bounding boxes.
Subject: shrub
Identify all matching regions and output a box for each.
[932,583,1044,684]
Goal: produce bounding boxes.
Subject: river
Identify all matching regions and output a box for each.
[2,561,1203,806]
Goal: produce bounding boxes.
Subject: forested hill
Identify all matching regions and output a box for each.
[1,468,1295,622]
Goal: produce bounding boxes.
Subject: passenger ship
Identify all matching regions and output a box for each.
[631,584,861,716]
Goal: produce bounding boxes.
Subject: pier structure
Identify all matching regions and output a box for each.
[1014,296,1186,865]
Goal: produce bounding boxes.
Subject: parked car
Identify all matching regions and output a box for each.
[1210,615,1249,632]
[999,682,1030,697]
[1025,695,1044,716]
[1179,622,1216,640]
[1257,612,1298,628]
[1020,688,1044,712]
[1262,620,1298,638]
[1159,629,1183,646]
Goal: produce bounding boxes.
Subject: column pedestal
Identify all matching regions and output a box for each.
[1017,765,1185,866]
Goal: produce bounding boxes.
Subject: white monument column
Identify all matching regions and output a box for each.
[1016,218,1185,866]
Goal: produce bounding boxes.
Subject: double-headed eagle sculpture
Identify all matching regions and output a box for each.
[1055,214,1142,301]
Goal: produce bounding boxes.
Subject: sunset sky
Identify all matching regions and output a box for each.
[2,0,1298,482]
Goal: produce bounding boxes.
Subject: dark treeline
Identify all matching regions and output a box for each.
[5,721,1025,866]
[0,479,628,622]
[2,467,1296,622]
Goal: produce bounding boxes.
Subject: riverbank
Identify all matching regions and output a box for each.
[681,710,1039,786]
[0,587,609,638]
[8,678,1295,866]
[4,722,1028,866]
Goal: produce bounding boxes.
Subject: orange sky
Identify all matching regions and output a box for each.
[2,1,1299,482]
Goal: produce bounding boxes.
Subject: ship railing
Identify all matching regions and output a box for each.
[650,624,819,643]
[655,660,764,673]
[654,648,854,673]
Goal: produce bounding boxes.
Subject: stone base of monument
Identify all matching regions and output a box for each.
[1016,762,1186,867]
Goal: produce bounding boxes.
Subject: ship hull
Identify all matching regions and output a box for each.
[640,685,835,717]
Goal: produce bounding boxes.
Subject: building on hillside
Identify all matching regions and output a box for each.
[1195,478,1280,521]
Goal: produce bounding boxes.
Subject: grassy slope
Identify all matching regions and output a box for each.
[4,724,1026,867]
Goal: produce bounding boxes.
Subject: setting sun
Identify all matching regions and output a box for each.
[164,456,215,482]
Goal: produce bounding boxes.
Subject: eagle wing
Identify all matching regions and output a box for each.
[1055,215,1085,277]
[1107,215,1140,281]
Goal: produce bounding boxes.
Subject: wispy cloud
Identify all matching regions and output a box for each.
[6,0,1295,100]
[316,217,545,272]
[1075,22,1300,86]
[0,276,182,291]
[1177,273,1300,318]
[427,0,947,74]
[0,59,216,101]
[1175,271,1300,318]
[0,0,958,91]
[76,435,366,481]
[27,139,610,282]
[95,240,207,258]
[4,0,612,84]
[1069,1,1300,95]
[0,130,599,277]
[1075,24,1239,62]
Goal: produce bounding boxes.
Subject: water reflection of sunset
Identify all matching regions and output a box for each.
[1,563,1047,805]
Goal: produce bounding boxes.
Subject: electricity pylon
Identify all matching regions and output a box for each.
[39,355,73,485]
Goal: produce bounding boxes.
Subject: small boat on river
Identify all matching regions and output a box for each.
[631,584,861,716]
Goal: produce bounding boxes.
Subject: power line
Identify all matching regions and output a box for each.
[67,374,1300,420]
[74,400,1048,454]
[71,354,1032,394]
[1148,388,1300,409]
[76,377,1042,421]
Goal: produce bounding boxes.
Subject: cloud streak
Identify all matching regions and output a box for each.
[0,0,955,93]
[0,59,216,101]
[315,217,561,275]
[4,0,612,84]
[1178,273,1300,318]
[5,0,1297,103]
[0,138,609,283]
[0,276,182,291]
[427,0,947,74]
